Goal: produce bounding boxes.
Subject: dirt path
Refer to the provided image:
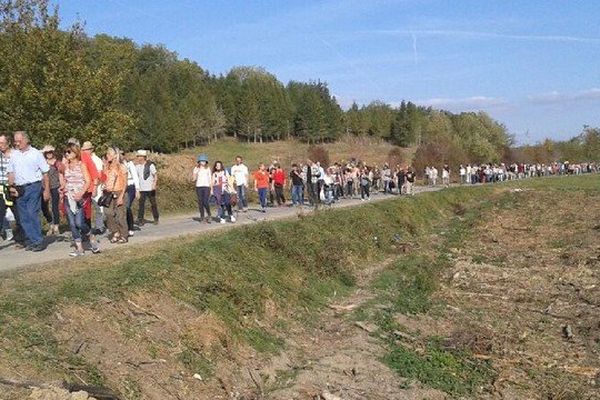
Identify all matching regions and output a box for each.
[0,186,444,273]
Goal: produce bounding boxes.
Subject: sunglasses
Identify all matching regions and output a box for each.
[65,150,72,155]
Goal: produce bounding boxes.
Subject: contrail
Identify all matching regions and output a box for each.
[411,31,418,65]
[362,29,600,44]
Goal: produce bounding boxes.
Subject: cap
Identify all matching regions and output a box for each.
[81,141,94,151]
[41,145,55,153]
[136,149,148,157]
[197,154,208,163]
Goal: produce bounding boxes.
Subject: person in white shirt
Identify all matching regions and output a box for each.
[230,155,249,212]
[125,155,140,235]
[192,154,212,223]
[7,131,50,251]
[135,150,159,225]
[430,167,438,186]
[442,165,450,187]
[459,165,466,184]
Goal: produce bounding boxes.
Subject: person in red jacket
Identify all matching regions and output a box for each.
[272,163,286,206]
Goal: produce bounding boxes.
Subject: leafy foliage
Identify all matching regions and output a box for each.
[0,0,517,159]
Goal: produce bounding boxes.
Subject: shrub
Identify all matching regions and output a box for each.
[307,145,330,166]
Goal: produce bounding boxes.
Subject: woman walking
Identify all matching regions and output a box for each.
[193,154,212,223]
[212,161,236,223]
[62,143,99,256]
[254,163,269,212]
[41,145,63,235]
[125,154,140,236]
[103,147,128,243]
[360,166,372,201]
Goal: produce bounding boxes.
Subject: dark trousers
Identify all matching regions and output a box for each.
[361,184,370,199]
[42,187,60,225]
[138,190,159,222]
[196,186,211,219]
[274,184,285,205]
[126,184,136,231]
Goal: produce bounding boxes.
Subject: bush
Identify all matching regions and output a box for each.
[387,147,405,168]
[307,145,330,166]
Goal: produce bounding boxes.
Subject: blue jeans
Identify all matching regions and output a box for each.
[16,181,43,246]
[65,198,89,242]
[258,188,268,209]
[236,185,248,210]
[291,185,304,205]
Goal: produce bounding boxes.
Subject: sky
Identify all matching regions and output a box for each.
[57,0,600,144]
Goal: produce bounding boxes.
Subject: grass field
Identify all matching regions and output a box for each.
[1,174,599,399]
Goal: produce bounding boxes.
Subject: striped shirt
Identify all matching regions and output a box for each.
[0,150,9,186]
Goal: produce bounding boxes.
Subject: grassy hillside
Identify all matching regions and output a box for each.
[144,136,413,214]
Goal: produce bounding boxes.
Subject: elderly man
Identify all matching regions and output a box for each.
[7,131,50,251]
[135,150,159,225]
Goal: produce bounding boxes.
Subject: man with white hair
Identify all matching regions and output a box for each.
[7,131,50,251]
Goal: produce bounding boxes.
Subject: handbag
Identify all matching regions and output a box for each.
[97,191,114,208]
[98,172,119,207]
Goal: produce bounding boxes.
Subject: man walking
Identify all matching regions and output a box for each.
[7,131,50,251]
[135,150,159,225]
[231,155,249,212]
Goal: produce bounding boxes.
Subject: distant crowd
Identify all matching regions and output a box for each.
[0,130,596,256]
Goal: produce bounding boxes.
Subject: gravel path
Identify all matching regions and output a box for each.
[0,186,445,273]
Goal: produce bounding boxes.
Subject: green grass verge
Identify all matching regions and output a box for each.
[355,187,502,397]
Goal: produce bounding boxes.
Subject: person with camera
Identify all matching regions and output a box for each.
[6,131,50,252]
[63,143,100,257]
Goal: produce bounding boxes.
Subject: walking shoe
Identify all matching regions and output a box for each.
[243,207,248,213]
[31,243,46,252]
[4,229,13,241]
[205,218,211,224]
[69,250,84,257]
[128,230,134,236]
[153,220,159,225]
[230,215,236,223]
[91,242,101,254]
[220,218,226,224]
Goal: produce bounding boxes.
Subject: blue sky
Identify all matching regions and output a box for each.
[58,0,600,144]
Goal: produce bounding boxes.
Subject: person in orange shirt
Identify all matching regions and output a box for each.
[253,163,269,213]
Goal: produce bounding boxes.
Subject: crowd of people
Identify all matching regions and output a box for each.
[0,130,597,257]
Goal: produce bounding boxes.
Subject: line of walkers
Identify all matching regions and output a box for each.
[190,155,418,224]
[0,132,160,255]
[2,130,596,255]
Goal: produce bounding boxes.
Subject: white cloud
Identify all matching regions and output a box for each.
[527,88,600,104]
[415,96,507,109]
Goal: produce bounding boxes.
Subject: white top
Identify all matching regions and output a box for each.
[136,162,157,191]
[7,146,49,185]
[231,163,249,186]
[442,169,450,178]
[194,166,212,187]
[126,161,140,190]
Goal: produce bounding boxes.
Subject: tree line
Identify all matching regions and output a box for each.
[7,0,591,166]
